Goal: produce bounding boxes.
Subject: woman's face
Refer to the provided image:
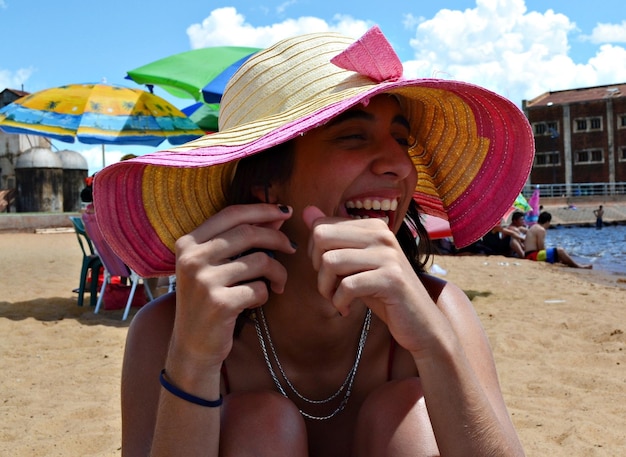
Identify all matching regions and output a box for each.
[277,94,417,238]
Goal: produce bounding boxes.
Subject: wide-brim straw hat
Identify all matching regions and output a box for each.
[94,26,534,277]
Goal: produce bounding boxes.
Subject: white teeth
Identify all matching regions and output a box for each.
[345,198,398,211]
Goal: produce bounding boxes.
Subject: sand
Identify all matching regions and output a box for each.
[0,232,625,456]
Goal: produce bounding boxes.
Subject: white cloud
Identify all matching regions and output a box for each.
[186,7,370,49]
[0,67,35,92]
[184,4,626,108]
[402,13,422,30]
[276,0,298,15]
[401,0,625,105]
[585,21,626,44]
[587,44,626,82]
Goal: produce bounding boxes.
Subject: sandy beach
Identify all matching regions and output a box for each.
[1,231,625,456]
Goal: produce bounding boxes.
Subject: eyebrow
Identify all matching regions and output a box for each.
[325,109,410,131]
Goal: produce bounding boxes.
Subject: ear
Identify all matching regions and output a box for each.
[250,183,278,204]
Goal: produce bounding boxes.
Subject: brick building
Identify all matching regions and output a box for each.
[523,83,626,195]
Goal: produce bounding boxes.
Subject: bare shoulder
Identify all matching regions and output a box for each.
[420,273,498,375]
[129,292,175,333]
[419,272,485,333]
[420,273,472,310]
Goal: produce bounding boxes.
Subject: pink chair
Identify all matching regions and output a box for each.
[82,211,153,320]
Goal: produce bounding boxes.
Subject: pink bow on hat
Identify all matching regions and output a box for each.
[331,25,403,83]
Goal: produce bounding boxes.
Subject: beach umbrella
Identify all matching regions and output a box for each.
[181,102,219,132]
[423,215,453,240]
[126,46,261,103]
[0,83,205,167]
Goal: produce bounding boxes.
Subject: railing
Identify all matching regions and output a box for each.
[523,182,626,198]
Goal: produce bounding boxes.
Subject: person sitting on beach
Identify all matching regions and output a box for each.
[482,215,526,258]
[524,211,592,269]
[93,27,533,456]
[509,211,528,235]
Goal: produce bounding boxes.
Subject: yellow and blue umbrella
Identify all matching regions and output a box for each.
[0,83,205,147]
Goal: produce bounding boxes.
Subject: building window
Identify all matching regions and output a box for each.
[574,116,603,132]
[620,146,626,162]
[591,150,603,161]
[590,118,601,130]
[534,123,546,135]
[574,149,604,164]
[619,114,626,129]
[532,121,559,137]
[535,151,560,167]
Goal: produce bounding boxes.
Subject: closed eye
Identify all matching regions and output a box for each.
[395,136,410,147]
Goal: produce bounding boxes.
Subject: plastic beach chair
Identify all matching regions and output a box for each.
[81,211,153,320]
[69,216,102,307]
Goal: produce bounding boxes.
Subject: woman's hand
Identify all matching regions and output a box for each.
[303,205,449,356]
[168,203,296,373]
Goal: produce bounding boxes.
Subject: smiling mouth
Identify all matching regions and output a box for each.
[345,198,398,227]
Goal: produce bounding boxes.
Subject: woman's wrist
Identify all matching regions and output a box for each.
[159,369,223,407]
[164,343,224,398]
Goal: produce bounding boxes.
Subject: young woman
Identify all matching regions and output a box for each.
[94,26,533,456]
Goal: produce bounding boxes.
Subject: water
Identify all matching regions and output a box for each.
[546,224,626,274]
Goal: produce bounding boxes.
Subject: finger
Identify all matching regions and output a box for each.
[308,218,392,271]
[302,205,326,229]
[181,203,293,247]
[330,269,395,316]
[220,223,296,260]
[223,249,290,294]
[177,220,295,269]
[316,248,375,301]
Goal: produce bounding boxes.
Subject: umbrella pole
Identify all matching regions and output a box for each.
[102,144,106,168]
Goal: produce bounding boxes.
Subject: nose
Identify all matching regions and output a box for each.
[370,137,415,181]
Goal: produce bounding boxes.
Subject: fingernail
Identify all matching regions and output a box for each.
[278,204,290,213]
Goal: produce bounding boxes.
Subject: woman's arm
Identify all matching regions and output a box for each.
[121,294,175,457]
[123,204,296,457]
[417,275,525,456]
[304,207,524,456]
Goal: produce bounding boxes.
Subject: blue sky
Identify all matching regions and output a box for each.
[1,0,625,175]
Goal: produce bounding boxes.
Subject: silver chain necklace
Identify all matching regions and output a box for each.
[253,306,372,421]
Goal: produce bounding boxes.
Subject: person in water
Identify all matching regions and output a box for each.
[593,205,604,230]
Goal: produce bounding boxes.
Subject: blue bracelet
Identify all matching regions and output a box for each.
[159,369,223,407]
